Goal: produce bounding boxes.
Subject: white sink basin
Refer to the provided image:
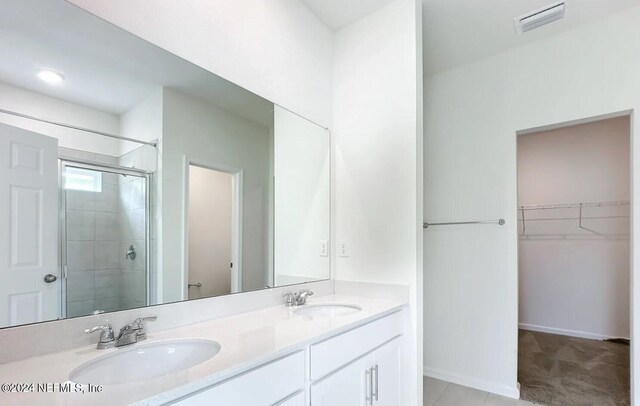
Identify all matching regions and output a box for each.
[70,339,221,385]
[294,304,362,318]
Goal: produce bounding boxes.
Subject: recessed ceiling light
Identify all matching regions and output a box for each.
[37,69,65,84]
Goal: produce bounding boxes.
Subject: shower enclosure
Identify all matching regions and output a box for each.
[60,160,150,318]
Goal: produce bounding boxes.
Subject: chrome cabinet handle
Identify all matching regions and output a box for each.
[43,274,57,283]
[373,364,379,401]
[365,368,373,405]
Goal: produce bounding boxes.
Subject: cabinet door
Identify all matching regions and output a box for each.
[311,356,370,406]
[370,338,401,406]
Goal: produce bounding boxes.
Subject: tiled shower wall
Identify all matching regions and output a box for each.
[62,147,148,317]
[119,145,156,306]
[117,147,147,312]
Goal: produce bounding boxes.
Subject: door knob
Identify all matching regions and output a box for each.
[43,274,57,283]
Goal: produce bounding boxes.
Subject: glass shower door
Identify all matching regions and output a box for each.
[61,162,148,318]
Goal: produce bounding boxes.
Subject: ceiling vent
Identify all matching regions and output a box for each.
[514,1,566,34]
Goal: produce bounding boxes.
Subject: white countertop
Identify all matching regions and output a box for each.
[0,294,405,406]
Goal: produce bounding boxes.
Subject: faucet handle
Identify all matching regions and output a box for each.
[295,290,314,305]
[283,292,295,307]
[134,315,157,324]
[84,323,109,334]
[85,322,115,349]
[133,316,157,340]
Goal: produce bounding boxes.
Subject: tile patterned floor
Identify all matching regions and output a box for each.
[424,330,630,406]
[518,330,630,406]
[424,377,534,406]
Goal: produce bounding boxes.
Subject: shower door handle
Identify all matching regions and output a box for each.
[43,274,57,283]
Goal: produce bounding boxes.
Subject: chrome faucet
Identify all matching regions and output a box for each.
[115,316,157,347]
[296,290,313,305]
[284,290,314,307]
[85,316,157,349]
[84,322,115,349]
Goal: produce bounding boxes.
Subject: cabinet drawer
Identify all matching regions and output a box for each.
[172,351,305,405]
[310,311,403,380]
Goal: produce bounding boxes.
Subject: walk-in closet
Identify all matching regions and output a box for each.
[517,115,631,406]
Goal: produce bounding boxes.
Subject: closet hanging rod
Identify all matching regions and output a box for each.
[423,218,506,229]
[0,108,158,148]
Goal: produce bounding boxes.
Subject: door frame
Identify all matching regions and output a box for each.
[59,158,152,317]
[514,109,634,399]
[182,157,243,298]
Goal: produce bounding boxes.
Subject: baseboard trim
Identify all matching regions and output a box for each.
[519,323,629,341]
[423,366,520,399]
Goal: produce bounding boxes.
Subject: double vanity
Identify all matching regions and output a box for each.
[0,293,406,405]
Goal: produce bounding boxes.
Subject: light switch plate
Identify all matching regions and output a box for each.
[338,240,348,257]
[320,240,328,257]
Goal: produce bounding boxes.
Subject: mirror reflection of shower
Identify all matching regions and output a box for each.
[61,146,151,318]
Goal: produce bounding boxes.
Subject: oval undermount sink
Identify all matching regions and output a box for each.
[294,304,362,318]
[70,339,221,385]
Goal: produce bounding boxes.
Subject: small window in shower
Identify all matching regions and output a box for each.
[64,166,102,192]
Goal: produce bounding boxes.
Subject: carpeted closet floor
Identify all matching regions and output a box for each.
[518,330,630,406]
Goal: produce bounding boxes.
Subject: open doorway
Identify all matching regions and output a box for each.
[185,162,242,300]
[516,115,631,405]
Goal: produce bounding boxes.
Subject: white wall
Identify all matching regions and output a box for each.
[273,106,330,285]
[119,88,163,156]
[119,89,163,303]
[67,0,333,128]
[162,88,271,302]
[424,7,640,400]
[0,81,120,155]
[518,117,630,340]
[334,0,420,286]
[333,0,422,404]
[188,166,233,299]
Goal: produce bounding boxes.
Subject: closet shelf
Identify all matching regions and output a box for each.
[518,200,629,220]
[519,200,629,211]
[518,200,630,236]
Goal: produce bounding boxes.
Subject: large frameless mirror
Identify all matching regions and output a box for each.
[0,0,330,328]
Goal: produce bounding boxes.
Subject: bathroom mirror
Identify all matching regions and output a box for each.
[0,0,330,329]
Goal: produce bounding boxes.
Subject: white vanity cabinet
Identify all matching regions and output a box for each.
[171,351,306,405]
[169,310,404,406]
[370,337,402,405]
[310,338,401,406]
[310,352,370,405]
[308,310,403,405]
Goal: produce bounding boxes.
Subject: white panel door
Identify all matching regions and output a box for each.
[311,356,369,406]
[0,123,59,327]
